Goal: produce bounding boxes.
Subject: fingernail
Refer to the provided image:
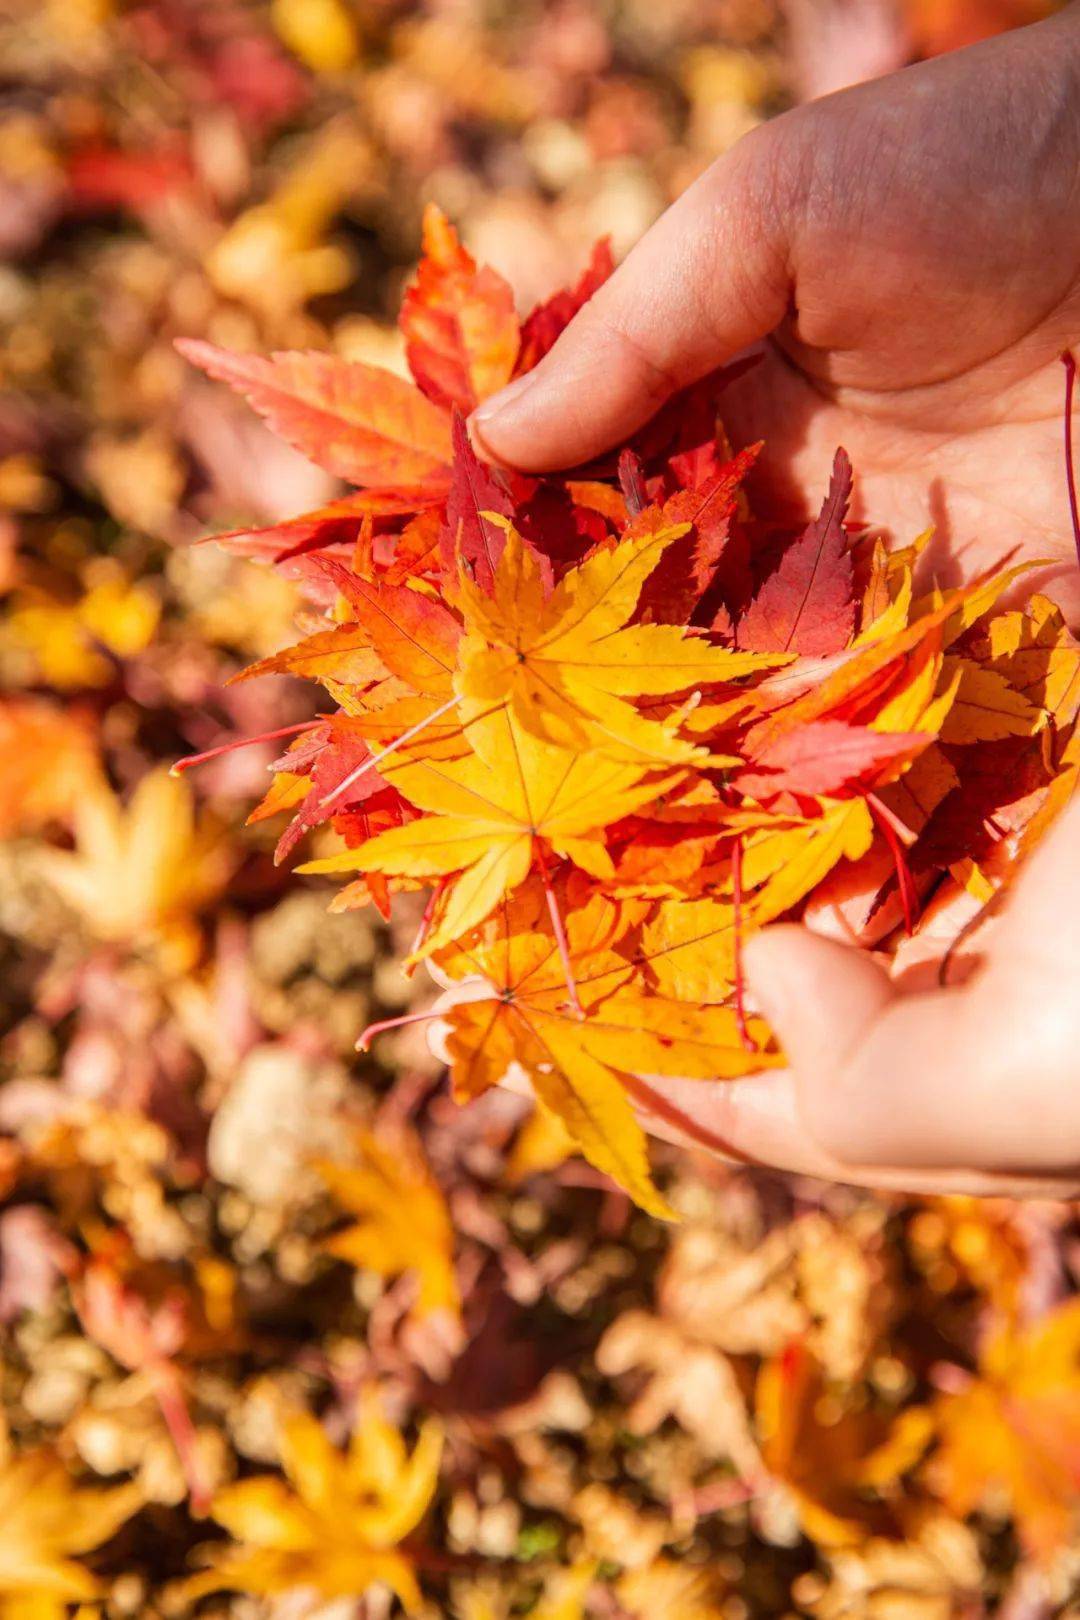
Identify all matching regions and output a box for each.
[472,372,536,428]
[468,375,540,461]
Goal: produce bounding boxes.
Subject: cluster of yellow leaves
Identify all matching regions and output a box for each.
[931,1298,1080,1559]
[757,1339,934,1548]
[755,1296,1080,1570]
[598,1201,1080,1598]
[432,888,777,1219]
[205,119,372,315]
[2,562,159,689]
[266,529,1067,1212]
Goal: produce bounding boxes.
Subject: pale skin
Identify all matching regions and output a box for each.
[468,6,1080,1198]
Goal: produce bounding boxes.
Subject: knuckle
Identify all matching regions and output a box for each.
[736,110,817,234]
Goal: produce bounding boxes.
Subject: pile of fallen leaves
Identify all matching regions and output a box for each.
[181,206,1080,1216]
[2,3,1079,1618]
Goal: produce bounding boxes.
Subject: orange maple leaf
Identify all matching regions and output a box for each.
[930,1299,1080,1560]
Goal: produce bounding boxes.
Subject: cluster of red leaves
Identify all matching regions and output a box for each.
[180,208,1080,1213]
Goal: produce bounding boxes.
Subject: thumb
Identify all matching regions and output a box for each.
[743,805,1080,1174]
[743,924,900,1125]
[469,121,801,471]
[743,924,987,1167]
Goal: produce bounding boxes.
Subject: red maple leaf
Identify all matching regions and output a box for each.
[737,448,856,656]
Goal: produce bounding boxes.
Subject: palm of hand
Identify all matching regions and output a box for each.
[666,332,1080,1195]
[712,7,1080,610]
[721,345,1078,615]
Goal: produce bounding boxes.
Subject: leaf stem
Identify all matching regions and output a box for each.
[617,448,648,517]
[865,789,916,847]
[170,720,316,775]
[868,793,919,935]
[535,846,584,1017]
[319,692,459,809]
[730,834,754,1053]
[357,1006,448,1052]
[149,1360,210,1515]
[407,876,448,968]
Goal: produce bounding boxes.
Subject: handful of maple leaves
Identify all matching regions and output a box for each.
[179,208,1079,1214]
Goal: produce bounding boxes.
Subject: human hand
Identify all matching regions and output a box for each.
[471,6,1080,619]
[465,10,1080,1196]
[623,787,1080,1200]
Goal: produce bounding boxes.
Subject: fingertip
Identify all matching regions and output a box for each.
[628,1067,840,1177]
[467,373,539,467]
[743,925,897,1149]
[463,409,501,467]
[742,922,812,1002]
[468,329,640,473]
[747,931,981,1170]
[745,925,893,1031]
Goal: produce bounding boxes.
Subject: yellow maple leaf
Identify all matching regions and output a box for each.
[0,1432,140,1620]
[505,1099,578,1185]
[455,519,784,764]
[434,890,777,1217]
[937,656,1042,744]
[856,530,930,645]
[76,563,161,659]
[236,620,386,688]
[271,0,359,72]
[750,563,1040,757]
[983,592,1080,726]
[247,768,312,825]
[186,1394,442,1610]
[641,896,736,1003]
[317,1127,460,1320]
[635,807,875,999]
[206,121,369,314]
[747,801,875,925]
[868,628,958,737]
[36,768,231,967]
[302,707,682,955]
